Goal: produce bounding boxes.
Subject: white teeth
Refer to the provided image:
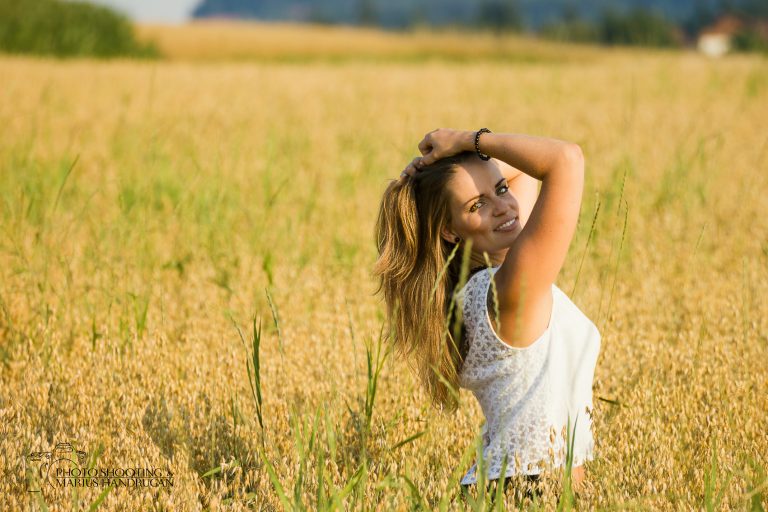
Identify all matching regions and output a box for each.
[496,218,517,230]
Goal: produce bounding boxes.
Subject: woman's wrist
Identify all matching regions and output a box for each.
[462,130,477,152]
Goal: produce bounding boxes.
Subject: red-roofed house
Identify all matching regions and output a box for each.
[697,15,743,57]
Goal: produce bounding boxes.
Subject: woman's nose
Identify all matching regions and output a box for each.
[491,196,510,215]
[492,193,517,215]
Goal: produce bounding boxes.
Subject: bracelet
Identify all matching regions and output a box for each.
[474,128,491,161]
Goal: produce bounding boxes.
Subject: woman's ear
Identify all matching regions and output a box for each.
[440,225,458,244]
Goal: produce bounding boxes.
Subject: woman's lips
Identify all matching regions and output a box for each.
[494,217,518,232]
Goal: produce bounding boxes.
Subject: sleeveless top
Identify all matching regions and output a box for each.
[456,266,601,486]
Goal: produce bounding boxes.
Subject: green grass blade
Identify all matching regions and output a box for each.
[265,287,284,356]
[88,484,114,511]
[388,430,427,452]
[259,448,294,511]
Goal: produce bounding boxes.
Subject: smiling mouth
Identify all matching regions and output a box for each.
[494,217,518,231]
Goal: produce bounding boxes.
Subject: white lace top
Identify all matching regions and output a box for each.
[457,266,601,485]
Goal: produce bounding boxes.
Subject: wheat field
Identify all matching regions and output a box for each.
[1,23,767,511]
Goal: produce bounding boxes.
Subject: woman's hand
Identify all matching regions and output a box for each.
[399,128,474,180]
[417,129,474,166]
[399,156,423,179]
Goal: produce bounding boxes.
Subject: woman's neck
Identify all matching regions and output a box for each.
[468,250,504,270]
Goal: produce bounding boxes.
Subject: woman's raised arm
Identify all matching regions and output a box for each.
[478,131,584,348]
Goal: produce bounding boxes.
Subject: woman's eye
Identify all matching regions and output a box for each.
[469,185,507,212]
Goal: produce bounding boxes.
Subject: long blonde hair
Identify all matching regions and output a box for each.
[373,151,478,414]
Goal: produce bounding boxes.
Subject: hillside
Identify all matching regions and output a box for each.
[191,0,720,29]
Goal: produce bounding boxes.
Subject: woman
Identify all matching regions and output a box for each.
[373,128,601,499]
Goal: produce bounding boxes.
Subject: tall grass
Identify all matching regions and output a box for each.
[233,315,265,448]
[1,34,766,510]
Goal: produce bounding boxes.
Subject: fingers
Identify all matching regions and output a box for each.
[417,132,433,156]
[399,156,423,179]
[400,129,444,180]
[419,152,438,167]
[399,152,438,181]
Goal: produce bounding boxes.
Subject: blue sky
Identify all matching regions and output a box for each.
[84,0,199,23]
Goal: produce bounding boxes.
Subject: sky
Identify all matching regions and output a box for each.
[83,0,200,23]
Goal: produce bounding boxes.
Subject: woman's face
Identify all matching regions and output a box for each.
[440,158,521,264]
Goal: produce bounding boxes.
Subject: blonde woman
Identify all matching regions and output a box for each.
[373,128,601,499]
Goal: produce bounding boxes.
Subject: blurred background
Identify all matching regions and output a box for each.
[1,0,767,59]
[2,1,767,511]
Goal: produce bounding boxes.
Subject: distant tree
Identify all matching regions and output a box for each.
[718,0,739,16]
[308,6,337,25]
[357,0,377,26]
[683,0,717,38]
[598,7,680,47]
[723,0,768,18]
[476,0,523,34]
[743,0,768,17]
[539,2,599,43]
[192,0,261,18]
[0,0,156,58]
[407,3,428,29]
[561,0,580,24]
[732,28,768,53]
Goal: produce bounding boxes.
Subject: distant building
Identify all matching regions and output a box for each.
[697,15,743,57]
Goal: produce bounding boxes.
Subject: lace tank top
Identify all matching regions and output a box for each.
[457,266,601,485]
